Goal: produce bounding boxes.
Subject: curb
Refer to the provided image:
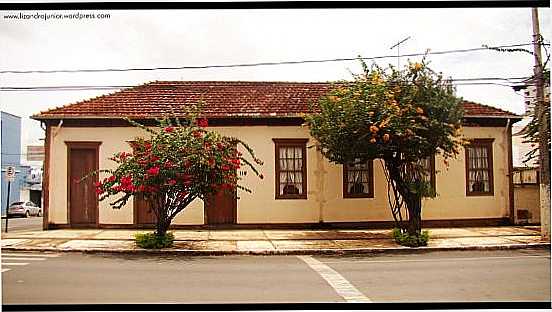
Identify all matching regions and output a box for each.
[2,243,549,256]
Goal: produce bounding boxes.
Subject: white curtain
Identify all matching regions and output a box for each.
[468,146,490,192]
[347,160,369,194]
[279,147,303,195]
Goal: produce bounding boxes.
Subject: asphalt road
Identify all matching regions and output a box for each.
[2,249,550,305]
[0,216,42,233]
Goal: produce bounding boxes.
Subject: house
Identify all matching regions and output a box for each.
[31,81,522,230]
[1,112,26,215]
[510,75,549,224]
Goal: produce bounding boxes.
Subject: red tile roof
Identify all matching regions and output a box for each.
[32,81,520,120]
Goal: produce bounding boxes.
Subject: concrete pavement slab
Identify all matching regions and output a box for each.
[208,230,267,240]
[426,238,464,248]
[24,239,69,248]
[498,235,545,243]
[205,240,237,251]
[172,230,209,241]
[271,239,341,250]
[326,230,391,240]
[263,230,329,240]
[237,240,276,251]
[173,240,208,250]
[57,240,135,249]
[332,239,398,249]
[427,228,484,238]
[92,230,138,240]
[471,227,541,236]
[1,239,31,247]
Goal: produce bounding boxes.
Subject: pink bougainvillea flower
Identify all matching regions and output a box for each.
[167,179,177,186]
[147,166,160,176]
[108,175,116,182]
[164,126,175,133]
[197,118,208,128]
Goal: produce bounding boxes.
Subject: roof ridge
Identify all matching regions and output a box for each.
[462,99,520,117]
[31,81,521,120]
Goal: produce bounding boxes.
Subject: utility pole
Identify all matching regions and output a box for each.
[531,8,550,240]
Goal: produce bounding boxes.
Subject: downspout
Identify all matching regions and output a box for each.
[506,118,515,225]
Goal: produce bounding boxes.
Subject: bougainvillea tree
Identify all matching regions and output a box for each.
[306,60,464,244]
[92,115,263,238]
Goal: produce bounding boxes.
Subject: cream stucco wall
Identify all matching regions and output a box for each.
[47,124,511,226]
[514,185,540,224]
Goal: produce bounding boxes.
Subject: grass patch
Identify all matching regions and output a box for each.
[135,232,175,249]
[392,228,429,247]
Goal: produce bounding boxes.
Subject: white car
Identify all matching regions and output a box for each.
[7,201,41,218]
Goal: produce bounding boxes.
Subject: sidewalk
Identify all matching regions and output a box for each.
[1,226,549,255]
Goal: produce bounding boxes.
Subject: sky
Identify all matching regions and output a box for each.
[0,7,550,165]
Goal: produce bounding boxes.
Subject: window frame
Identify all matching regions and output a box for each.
[419,154,436,192]
[273,138,308,200]
[465,138,494,196]
[342,160,375,199]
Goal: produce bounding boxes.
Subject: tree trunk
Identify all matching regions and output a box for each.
[150,194,170,237]
[406,195,422,237]
[155,218,170,237]
[386,159,422,237]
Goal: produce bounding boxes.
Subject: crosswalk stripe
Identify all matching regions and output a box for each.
[1,257,46,261]
[298,255,372,303]
[1,253,60,258]
[1,268,11,273]
[2,262,29,266]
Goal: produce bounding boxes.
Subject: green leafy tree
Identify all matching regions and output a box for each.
[306,60,464,244]
[91,114,263,239]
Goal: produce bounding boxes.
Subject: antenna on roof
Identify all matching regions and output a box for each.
[390,36,411,69]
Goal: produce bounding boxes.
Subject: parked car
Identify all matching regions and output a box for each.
[7,201,41,218]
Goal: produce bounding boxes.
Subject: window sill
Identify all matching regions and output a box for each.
[275,195,308,200]
[343,194,374,199]
[466,192,494,197]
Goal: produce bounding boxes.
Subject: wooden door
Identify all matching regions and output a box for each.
[68,144,99,226]
[134,194,157,225]
[205,189,237,225]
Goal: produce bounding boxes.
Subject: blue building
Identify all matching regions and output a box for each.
[1,111,25,215]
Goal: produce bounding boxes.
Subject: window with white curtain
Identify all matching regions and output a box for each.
[273,139,308,199]
[343,159,374,198]
[465,139,494,196]
[418,155,436,191]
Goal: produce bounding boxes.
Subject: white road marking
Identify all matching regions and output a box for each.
[1,257,46,261]
[2,263,29,266]
[1,253,60,258]
[1,268,11,273]
[320,255,550,265]
[298,255,372,303]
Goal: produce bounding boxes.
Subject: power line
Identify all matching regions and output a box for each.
[0,76,534,92]
[0,43,546,75]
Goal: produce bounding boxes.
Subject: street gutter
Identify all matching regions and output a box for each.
[2,242,549,256]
